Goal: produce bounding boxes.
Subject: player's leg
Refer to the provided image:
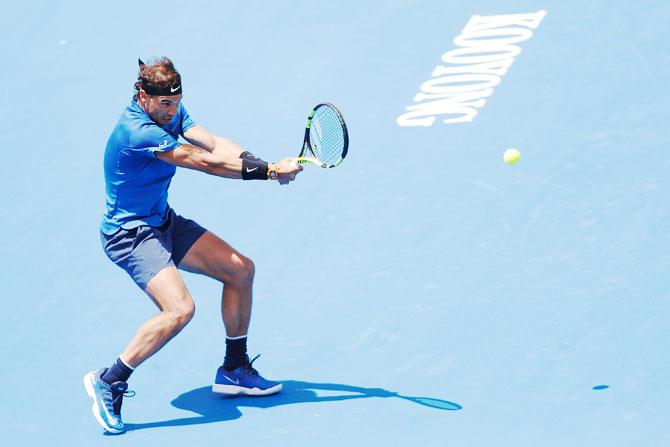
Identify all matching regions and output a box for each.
[179,231,253,337]
[86,222,195,434]
[120,265,196,366]
[84,266,194,433]
[177,230,282,396]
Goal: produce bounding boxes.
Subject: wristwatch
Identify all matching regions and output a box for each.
[267,163,279,181]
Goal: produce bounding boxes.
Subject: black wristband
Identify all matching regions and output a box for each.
[241,158,268,180]
[239,151,260,161]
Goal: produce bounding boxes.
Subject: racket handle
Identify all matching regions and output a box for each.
[296,156,323,167]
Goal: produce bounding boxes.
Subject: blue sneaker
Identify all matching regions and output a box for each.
[212,355,282,396]
[83,368,135,434]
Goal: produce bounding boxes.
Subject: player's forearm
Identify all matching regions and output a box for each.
[212,136,246,159]
[180,135,249,178]
[200,150,244,179]
[211,136,275,180]
[156,143,244,179]
[185,146,299,183]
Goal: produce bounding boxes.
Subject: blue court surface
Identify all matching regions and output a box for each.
[2,1,670,446]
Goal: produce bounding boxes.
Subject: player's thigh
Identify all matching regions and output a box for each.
[144,265,195,318]
[178,231,254,284]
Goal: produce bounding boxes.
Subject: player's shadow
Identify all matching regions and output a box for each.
[124,380,461,431]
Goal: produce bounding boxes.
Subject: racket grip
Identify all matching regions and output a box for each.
[296,157,323,167]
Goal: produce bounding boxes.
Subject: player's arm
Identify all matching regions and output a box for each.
[154,142,243,178]
[181,124,244,158]
[184,124,273,168]
[154,124,301,182]
[154,126,243,179]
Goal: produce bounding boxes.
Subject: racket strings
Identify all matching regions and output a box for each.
[309,106,345,166]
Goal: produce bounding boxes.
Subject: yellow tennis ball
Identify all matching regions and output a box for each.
[503,148,521,165]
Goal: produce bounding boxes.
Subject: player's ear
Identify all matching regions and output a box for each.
[137,59,147,102]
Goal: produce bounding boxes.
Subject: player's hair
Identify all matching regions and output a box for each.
[134,57,181,98]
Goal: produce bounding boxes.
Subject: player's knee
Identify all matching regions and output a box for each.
[178,300,196,326]
[166,298,195,330]
[241,257,255,285]
[231,255,255,287]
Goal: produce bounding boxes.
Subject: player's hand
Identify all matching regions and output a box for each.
[276,157,303,185]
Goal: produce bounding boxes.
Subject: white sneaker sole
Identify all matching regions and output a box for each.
[83,372,124,434]
[212,383,283,396]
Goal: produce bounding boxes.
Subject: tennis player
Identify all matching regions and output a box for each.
[84,57,303,434]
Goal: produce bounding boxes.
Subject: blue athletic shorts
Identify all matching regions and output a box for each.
[100,209,208,290]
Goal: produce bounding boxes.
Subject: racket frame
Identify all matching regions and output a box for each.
[296,103,348,168]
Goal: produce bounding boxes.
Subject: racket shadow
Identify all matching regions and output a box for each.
[124,380,461,432]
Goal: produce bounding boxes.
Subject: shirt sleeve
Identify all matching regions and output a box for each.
[130,123,181,158]
[179,102,197,134]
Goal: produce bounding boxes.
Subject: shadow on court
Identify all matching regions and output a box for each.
[124,380,462,431]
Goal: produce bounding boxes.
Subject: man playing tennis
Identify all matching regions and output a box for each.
[84,57,303,434]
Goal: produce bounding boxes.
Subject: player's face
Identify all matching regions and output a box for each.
[143,93,183,125]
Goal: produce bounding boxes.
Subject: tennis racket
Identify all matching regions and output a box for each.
[296,103,349,168]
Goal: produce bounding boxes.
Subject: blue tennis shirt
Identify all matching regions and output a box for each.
[101,99,196,234]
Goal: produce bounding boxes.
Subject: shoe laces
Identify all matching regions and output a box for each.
[110,382,136,416]
[242,354,261,376]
